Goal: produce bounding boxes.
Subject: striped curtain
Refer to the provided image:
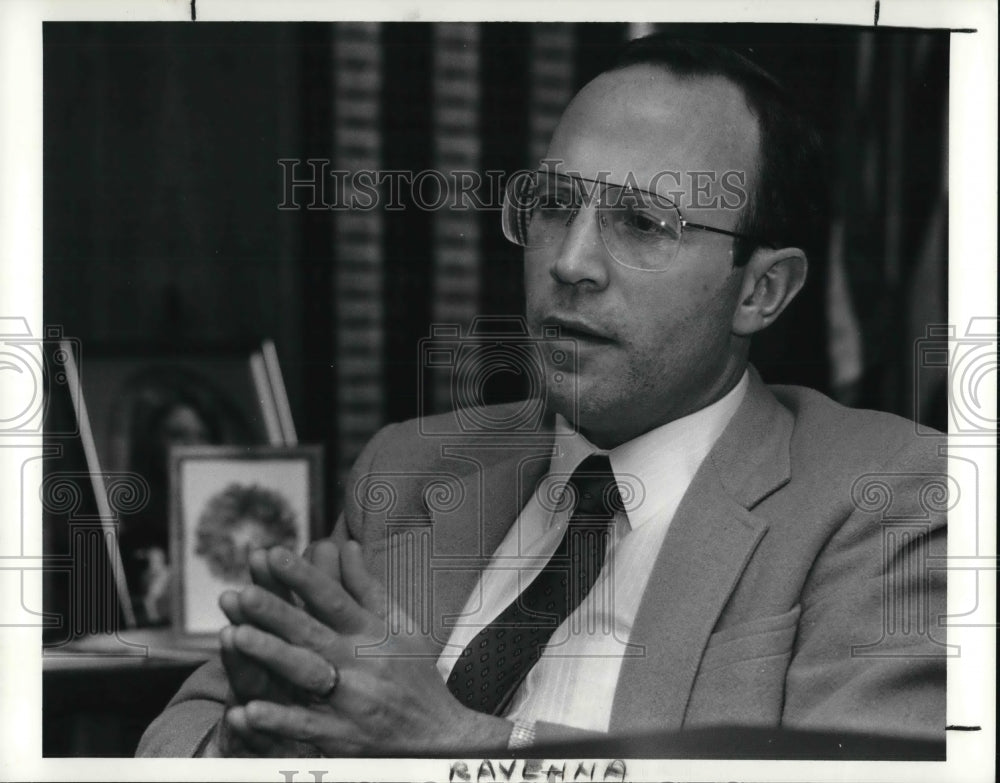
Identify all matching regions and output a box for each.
[826,31,949,429]
[429,23,482,414]
[333,23,385,481]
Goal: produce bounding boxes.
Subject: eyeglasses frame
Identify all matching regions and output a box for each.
[504,170,776,270]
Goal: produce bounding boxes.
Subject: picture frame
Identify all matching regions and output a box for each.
[70,345,287,628]
[75,345,272,476]
[168,445,324,636]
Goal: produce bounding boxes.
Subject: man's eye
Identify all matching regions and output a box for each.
[623,210,675,238]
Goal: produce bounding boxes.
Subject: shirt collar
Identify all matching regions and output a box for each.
[549,370,749,531]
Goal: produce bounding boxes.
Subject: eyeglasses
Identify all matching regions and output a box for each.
[501,170,770,272]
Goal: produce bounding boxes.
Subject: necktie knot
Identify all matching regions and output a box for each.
[567,454,622,519]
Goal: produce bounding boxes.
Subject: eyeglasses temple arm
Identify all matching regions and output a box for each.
[681,219,775,248]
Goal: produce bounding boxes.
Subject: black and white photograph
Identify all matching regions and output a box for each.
[170,445,323,636]
[0,1,995,780]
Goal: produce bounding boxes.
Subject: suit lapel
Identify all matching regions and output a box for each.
[610,369,794,732]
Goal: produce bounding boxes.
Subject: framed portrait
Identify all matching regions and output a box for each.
[168,445,324,636]
[76,346,271,475]
[72,346,280,627]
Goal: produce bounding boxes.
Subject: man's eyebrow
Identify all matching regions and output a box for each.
[542,171,660,199]
[542,171,680,208]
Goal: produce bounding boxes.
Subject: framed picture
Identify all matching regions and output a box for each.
[76,346,271,475]
[169,445,324,636]
[71,346,278,627]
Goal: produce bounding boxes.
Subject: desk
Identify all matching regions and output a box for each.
[41,636,946,760]
[43,630,214,757]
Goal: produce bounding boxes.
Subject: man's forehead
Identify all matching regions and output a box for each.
[546,64,761,195]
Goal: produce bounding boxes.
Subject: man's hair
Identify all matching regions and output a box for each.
[605,35,828,267]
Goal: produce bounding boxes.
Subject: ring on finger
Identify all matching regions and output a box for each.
[308,662,339,702]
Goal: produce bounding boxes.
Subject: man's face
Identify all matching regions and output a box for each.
[525,65,762,448]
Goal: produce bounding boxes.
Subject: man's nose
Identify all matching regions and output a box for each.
[549,204,611,288]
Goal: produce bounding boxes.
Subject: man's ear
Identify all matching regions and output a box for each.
[731,247,808,337]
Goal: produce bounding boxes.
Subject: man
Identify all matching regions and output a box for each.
[137,36,946,757]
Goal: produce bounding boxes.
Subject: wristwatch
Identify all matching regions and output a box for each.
[507,717,537,749]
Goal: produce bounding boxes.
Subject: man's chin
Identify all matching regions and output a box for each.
[544,383,611,434]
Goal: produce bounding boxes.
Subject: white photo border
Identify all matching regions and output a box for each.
[1,1,995,781]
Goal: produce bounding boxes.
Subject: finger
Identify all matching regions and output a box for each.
[340,540,387,619]
[237,583,334,650]
[244,700,360,755]
[266,547,368,633]
[248,547,294,604]
[220,590,248,625]
[225,705,286,756]
[306,539,341,585]
[231,624,341,699]
[220,625,271,701]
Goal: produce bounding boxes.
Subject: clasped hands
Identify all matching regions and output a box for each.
[208,539,512,757]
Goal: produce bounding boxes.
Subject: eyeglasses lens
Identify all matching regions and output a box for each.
[502,172,682,271]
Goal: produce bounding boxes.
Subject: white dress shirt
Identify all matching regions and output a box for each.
[435,371,749,732]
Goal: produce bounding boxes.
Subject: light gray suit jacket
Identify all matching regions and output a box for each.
[137,369,947,755]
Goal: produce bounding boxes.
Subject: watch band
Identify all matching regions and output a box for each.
[507,717,537,750]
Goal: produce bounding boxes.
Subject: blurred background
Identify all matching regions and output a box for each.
[41,20,949,756]
[45,22,950,503]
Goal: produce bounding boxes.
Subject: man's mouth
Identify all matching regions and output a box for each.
[541,316,615,344]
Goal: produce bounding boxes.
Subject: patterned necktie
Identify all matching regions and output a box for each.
[446,453,621,715]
